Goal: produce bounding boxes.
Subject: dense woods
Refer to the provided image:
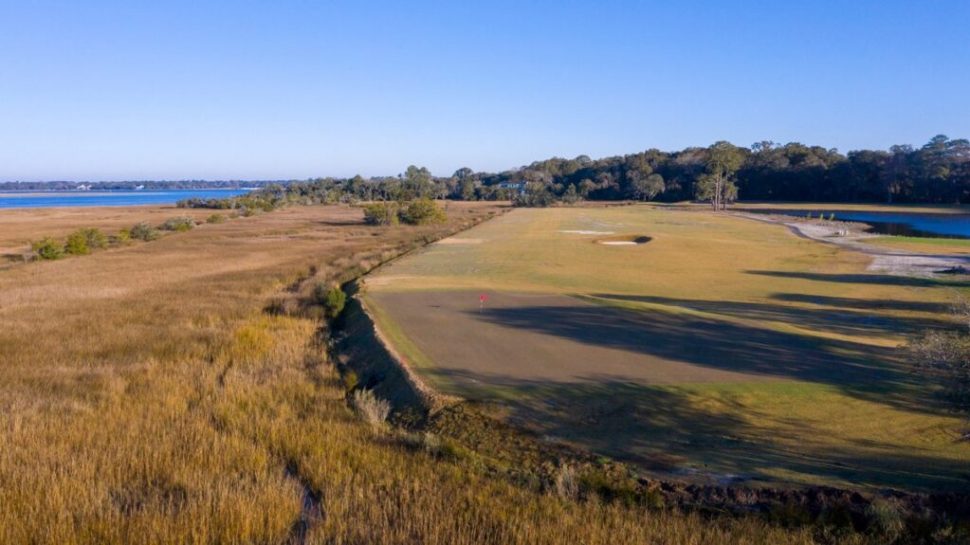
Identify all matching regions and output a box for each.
[136,135,969,210]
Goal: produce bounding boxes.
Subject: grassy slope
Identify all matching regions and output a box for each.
[366,205,970,491]
[0,203,816,545]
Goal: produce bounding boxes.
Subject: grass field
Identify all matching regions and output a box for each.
[365,205,970,492]
[866,235,970,255]
[0,202,827,545]
[0,205,215,254]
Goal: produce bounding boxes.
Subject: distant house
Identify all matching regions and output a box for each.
[497,181,527,194]
[76,184,92,191]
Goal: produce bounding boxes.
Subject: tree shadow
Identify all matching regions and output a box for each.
[771,293,953,314]
[465,300,934,414]
[748,270,970,288]
[425,369,970,492]
[589,293,952,337]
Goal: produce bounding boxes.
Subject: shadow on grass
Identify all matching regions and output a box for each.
[748,270,970,288]
[426,370,970,492]
[465,299,936,415]
[590,293,952,337]
[771,293,953,314]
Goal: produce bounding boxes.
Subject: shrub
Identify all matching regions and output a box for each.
[399,199,446,225]
[206,213,227,224]
[313,283,347,318]
[114,229,131,244]
[130,222,160,241]
[82,228,108,249]
[161,216,195,232]
[362,202,399,226]
[351,389,390,429]
[63,231,90,255]
[324,287,346,318]
[31,237,63,260]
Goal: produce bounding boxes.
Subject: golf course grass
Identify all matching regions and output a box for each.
[364,205,970,492]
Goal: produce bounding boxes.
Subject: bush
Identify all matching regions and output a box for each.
[130,222,160,241]
[362,202,399,226]
[81,228,108,249]
[399,199,446,225]
[206,213,227,224]
[161,216,195,232]
[31,237,63,260]
[314,283,346,318]
[114,229,131,244]
[351,389,391,429]
[63,231,90,255]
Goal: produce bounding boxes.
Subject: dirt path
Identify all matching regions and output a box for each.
[735,212,970,277]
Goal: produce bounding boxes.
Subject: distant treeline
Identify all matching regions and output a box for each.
[6,134,938,210]
[0,180,281,191]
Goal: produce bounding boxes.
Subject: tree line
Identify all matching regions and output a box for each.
[174,135,970,210]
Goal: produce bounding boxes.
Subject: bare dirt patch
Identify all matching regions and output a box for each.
[436,237,484,245]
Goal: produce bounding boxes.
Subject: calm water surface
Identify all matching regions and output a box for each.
[0,189,250,209]
[747,209,970,239]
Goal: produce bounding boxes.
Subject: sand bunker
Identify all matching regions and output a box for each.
[560,230,615,235]
[596,235,652,245]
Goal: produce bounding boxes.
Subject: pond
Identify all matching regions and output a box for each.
[745,209,970,239]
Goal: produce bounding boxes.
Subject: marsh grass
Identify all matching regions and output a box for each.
[0,203,828,544]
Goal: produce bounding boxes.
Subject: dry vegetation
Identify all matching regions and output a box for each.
[0,203,819,544]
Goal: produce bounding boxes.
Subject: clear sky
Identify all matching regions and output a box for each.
[1,1,968,181]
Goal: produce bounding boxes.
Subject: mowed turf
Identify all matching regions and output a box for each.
[365,205,970,492]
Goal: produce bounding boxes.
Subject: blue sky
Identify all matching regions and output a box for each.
[1,1,968,181]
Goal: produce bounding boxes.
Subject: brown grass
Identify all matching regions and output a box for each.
[0,203,823,544]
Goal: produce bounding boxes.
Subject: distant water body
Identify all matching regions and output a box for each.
[0,189,251,209]
[748,208,970,239]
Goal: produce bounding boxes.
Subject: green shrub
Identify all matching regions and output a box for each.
[130,222,160,241]
[63,231,90,255]
[362,202,399,226]
[160,216,195,232]
[31,237,63,260]
[399,199,446,225]
[314,283,346,318]
[114,229,131,244]
[342,370,359,392]
[80,228,107,249]
[206,213,227,224]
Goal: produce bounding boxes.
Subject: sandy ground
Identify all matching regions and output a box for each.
[735,213,970,277]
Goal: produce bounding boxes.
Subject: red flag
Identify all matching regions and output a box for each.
[479,294,489,303]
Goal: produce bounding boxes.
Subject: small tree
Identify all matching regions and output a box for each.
[76,228,107,250]
[362,202,399,226]
[399,199,446,225]
[161,216,195,232]
[31,237,63,260]
[130,222,160,241]
[696,141,744,210]
[64,230,90,255]
[632,174,665,201]
[313,284,346,318]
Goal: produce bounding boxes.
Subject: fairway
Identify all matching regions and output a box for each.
[365,205,970,492]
